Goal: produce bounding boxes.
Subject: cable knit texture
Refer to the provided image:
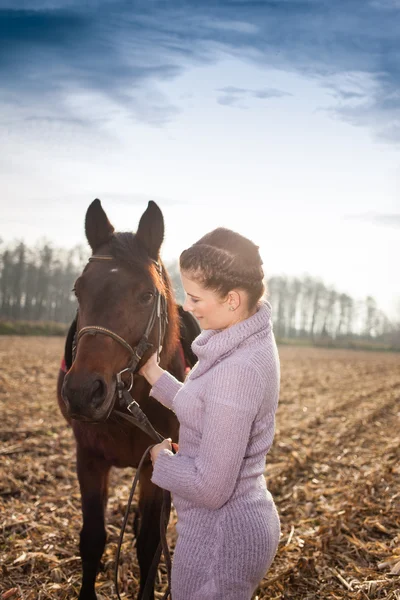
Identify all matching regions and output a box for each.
[150,301,281,600]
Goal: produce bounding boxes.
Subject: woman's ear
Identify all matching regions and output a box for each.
[227,290,241,311]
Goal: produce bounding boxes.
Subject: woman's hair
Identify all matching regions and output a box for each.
[179,228,265,309]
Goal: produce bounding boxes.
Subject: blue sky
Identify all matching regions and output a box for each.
[1,0,399,318]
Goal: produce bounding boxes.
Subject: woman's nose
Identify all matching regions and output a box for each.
[183,298,192,312]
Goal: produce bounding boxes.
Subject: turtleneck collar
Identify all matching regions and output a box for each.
[189,301,272,379]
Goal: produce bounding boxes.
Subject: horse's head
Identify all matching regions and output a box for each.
[61,199,178,422]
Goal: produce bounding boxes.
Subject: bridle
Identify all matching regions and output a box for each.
[74,254,168,406]
[72,253,173,599]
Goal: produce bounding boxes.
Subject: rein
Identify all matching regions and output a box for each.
[73,254,172,600]
[112,390,172,600]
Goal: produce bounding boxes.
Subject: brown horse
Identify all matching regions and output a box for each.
[57,199,199,600]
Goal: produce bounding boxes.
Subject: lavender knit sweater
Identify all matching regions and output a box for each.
[151,301,281,600]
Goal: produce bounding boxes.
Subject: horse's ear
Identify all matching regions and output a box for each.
[136,201,164,260]
[85,199,115,252]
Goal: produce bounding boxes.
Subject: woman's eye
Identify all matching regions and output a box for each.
[141,292,154,304]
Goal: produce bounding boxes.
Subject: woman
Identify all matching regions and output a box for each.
[140,227,281,600]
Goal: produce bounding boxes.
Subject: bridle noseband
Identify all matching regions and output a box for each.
[74,254,168,405]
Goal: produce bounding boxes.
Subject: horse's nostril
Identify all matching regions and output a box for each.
[91,379,106,408]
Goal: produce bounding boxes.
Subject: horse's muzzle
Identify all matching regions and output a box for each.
[61,370,116,422]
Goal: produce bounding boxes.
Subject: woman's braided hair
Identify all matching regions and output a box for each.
[179,228,265,310]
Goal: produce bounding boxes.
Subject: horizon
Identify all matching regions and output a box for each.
[0,217,396,325]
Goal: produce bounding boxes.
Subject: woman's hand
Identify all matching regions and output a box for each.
[139,351,165,386]
[150,439,179,465]
[150,438,172,464]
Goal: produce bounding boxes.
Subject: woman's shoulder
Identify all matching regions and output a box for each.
[205,357,263,413]
[210,336,279,388]
[231,329,279,377]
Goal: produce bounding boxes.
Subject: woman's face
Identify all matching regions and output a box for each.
[181,270,235,330]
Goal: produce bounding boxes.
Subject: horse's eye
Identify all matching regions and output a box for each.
[140,291,154,305]
[73,276,83,298]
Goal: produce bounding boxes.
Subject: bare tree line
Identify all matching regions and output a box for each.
[0,241,399,349]
[167,265,400,350]
[0,241,88,324]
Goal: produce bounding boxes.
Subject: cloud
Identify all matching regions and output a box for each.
[253,88,292,99]
[0,5,190,126]
[217,85,291,107]
[345,213,400,228]
[217,94,244,107]
[218,86,249,94]
[1,1,400,140]
[200,17,259,35]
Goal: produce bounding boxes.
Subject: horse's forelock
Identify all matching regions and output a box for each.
[109,232,149,268]
[109,233,165,291]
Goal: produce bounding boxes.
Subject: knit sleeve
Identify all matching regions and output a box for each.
[150,371,183,410]
[151,363,263,509]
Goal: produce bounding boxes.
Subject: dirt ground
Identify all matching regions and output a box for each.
[1,337,399,600]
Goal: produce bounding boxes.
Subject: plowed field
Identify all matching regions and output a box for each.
[1,338,399,599]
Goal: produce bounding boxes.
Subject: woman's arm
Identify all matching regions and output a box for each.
[151,363,266,509]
